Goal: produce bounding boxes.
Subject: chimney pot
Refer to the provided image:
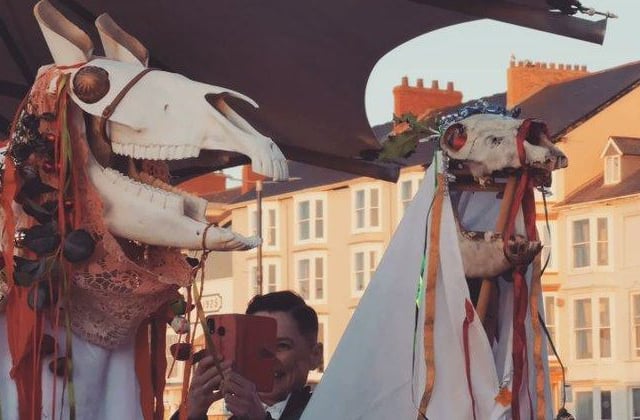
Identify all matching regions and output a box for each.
[518,61,524,67]
[447,81,454,91]
[580,65,587,71]
[558,64,564,70]
[573,64,580,71]
[417,78,424,88]
[541,63,547,69]
[401,76,409,86]
[550,63,556,69]
[431,80,439,89]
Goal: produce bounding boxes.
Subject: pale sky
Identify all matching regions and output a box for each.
[365,0,639,125]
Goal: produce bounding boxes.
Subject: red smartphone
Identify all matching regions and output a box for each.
[206,314,277,392]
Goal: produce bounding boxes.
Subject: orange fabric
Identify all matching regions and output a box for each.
[417,176,444,418]
[529,254,546,419]
[151,316,168,420]
[136,320,155,420]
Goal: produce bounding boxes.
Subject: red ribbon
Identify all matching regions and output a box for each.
[502,120,538,420]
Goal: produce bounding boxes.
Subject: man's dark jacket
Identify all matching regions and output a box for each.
[170,387,312,420]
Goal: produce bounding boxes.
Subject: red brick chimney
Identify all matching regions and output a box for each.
[178,172,226,196]
[393,76,463,120]
[507,60,589,108]
[241,165,267,194]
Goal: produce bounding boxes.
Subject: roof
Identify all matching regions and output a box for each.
[610,137,640,156]
[517,61,640,139]
[202,187,244,204]
[224,159,372,204]
[558,168,640,206]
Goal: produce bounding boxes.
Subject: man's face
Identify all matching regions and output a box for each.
[254,310,321,406]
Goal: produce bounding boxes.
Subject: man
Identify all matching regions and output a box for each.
[175,291,323,420]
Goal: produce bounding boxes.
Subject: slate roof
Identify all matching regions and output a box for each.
[558,168,640,206]
[517,61,640,139]
[610,137,640,156]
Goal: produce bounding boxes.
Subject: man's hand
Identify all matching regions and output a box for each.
[186,356,232,419]
[223,371,267,420]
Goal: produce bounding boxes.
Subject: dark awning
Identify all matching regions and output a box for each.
[0,0,608,181]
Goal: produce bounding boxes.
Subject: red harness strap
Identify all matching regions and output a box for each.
[502,120,538,420]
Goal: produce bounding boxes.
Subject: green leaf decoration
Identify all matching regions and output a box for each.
[377,113,439,161]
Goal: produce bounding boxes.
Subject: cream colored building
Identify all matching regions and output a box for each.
[534,73,640,418]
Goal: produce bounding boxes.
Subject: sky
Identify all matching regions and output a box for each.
[364,0,640,126]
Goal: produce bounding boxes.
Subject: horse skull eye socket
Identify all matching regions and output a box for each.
[443,123,467,151]
[524,120,548,145]
[72,66,110,104]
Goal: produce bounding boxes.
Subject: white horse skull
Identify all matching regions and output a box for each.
[34,1,288,250]
[440,113,568,178]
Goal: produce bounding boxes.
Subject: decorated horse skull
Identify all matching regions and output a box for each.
[437,111,566,278]
[440,113,568,179]
[35,0,288,251]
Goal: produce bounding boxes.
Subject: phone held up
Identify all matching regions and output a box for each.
[206,314,278,392]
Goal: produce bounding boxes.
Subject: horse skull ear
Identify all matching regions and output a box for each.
[34,0,93,66]
[96,14,149,67]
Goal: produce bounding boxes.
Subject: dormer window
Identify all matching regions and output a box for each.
[604,155,620,185]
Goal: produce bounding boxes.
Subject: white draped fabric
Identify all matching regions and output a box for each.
[302,165,552,420]
[0,318,143,420]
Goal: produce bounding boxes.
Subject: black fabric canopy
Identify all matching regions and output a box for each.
[0,0,607,181]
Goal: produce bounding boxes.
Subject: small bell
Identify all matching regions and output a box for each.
[48,357,70,377]
[169,343,192,361]
[10,142,33,164]
[63,229,96,262]
[27,281,56,311]
[40,334,57,356]
[17,224,61,256]
[13,257,46,287]
[171,316,190,335]
[169,298,188,316]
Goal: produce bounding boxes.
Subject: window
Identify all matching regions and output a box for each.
[295,194,326,243]
[633,294,640,358]
[248,258,281,297]
[544,294,558,357]
[352,184,381,232]
[604,155,620,185]
[295,253,326,302]
[632,388,640,420]
[166,333,183,381]
[573,296,613,360]
[397,173,423,218]
[536,221,558,272]
[574,389,613,420]
[573,219,590,268]
[575,391,593,419]
[570,216,610,270]
[248,203,279,249]
[600,390,612,420]
[575,298,592,359]
[351,244,383,297]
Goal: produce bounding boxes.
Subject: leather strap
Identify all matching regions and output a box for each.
[417,175,445,418]
[99,67,156,142]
